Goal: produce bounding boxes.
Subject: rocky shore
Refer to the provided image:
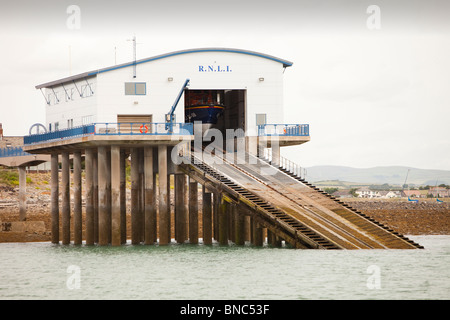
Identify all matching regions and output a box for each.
[1,172,449,243]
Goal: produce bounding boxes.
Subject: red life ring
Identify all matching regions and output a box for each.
[140,125,148,134]
[283,128,287,134]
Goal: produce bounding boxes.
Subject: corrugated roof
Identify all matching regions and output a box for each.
[35,47,293,89]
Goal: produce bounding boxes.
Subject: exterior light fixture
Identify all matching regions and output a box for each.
[168,77,173,81]
[259,77,264,82]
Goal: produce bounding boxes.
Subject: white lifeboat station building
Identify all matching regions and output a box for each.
[24,47,310,247]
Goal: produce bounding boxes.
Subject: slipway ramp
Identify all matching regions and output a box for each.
[181,150,423,249]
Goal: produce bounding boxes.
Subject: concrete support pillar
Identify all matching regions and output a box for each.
[51,153,59,244]
[252,218,264,247]
[202,187,212,245]
[175,173,187,244]
[167,172,172,243]
[188,177,198,244]
[213,192,220,241]
[93,153,99,243]
[131,148,140,244]
[229,204,235,242]
[244,216,251,243]
[120,150,127,244]
[158,145,169,245]
[61,152,71,245]
[106,149,112,244]
[111,146,121,246]
[144,147,156,245]
[73,151,82,245]
[85,148,94,245]
[98,146,109,246]
[18,166,27,221]
[139,148,145,242]
[218,197,229,246]
[268,230,282,247]
[234,208,246,246]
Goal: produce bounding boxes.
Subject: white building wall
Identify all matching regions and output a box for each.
[45,78,97,130]
[45,50,286,135]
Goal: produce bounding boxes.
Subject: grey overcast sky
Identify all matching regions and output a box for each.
[0,0,449,170]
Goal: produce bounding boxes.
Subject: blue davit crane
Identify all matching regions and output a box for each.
[165,78,190,132]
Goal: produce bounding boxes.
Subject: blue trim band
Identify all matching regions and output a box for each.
[88,48,293,76]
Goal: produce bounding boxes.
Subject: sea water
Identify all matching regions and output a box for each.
[0,235,448,300]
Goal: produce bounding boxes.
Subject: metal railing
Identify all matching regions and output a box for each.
[23,123,194,145]
[94,122,193,136]
[258,124,309,136]
[0,146,30,158]
[24,124,95,145]
[263,148,306,179]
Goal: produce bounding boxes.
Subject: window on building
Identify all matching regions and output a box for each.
[64,88,74,102]
[67,119,73,128]
[47,92,60,105]
[54,122,59,131]
[81,83,94,97]
[54,92,60,104]
[256,113,267,126]
[125,82,146,95]
[82,115,94,125]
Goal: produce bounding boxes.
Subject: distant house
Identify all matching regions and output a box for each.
[401,190,427,198]
[355,187,381,198]
[379,190,401,199]
[429,187,450,198]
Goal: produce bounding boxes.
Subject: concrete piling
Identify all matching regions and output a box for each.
[111,146,121,246]
[85,148,94,245]
[188,177,198,244]
[120,150,127,244]
[61,152,71,245]
[158,145,169,245]
[234,207,246,246]
[93,152,99,244]
[131,148,140,244]
[218,197,229,246]
[73,151,82,245]
[175,173,187,243]
[144,147,156,245]
[202,187,212,245]
[98,146,109,246]
[51,153,59,244]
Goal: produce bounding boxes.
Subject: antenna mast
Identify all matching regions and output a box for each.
[127,35,137,78]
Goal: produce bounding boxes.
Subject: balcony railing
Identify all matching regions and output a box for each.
[258,124,309,136]
[0,146,30,158]
[23,123,194,145]
[94,122,193,136]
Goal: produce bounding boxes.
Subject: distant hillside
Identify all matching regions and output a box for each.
[305,165,450,186]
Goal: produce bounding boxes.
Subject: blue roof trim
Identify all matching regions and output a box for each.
[89,48,293,76]
[36,48,293,89]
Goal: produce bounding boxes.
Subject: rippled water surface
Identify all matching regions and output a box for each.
[0,235,449,300]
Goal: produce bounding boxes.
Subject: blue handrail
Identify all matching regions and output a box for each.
[23,123,194,145]
[0,146,31,158]
[258,124,309,136]
[24,124,95,145]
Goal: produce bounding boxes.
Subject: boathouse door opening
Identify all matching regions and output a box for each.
[184,89,246,140]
